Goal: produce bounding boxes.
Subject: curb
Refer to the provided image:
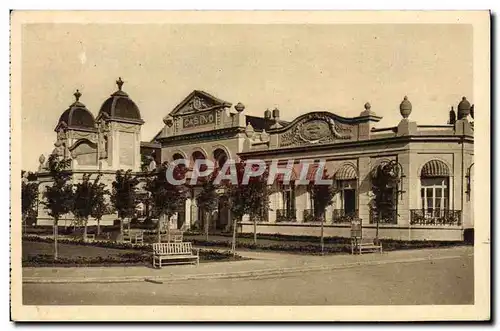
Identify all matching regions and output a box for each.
[22,254,471,284]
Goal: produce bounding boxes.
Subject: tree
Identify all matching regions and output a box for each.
[144,162,188,243]
[72,173,109,240]
[91,178,110,236]
[225,161,271,252]
[196,170,220,241]
[371,160,401,242]
[308,168,338,255]
[21,171,38,233]
[41,154,73,260]
[111,170,140,238]
[140,154,150,172]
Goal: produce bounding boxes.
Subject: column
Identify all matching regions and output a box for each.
[185,197,192,230]
[397,152,411,226]
[357,157,371,225]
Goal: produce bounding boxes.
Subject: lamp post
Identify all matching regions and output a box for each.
[465,163,474,201]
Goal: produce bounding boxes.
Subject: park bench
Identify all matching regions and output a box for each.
[160,232,183,243]
[152,242,199,268]
[85,234,95,242]
[122,229,144,244]
[351,237,383,255]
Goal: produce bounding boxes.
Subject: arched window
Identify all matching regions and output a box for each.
[172,153,184,161]
[192,151,207,172]
[420,160,450,218]
[213,148,228,168]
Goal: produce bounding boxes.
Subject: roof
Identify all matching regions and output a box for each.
[140,141,161,149]
[246,115,289,132]
[56,90,96,132]
[98,78,144,124]
[169,90,232,116]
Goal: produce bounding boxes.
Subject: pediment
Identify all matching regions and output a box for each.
[277,112,354,148]
[170,90,232,116]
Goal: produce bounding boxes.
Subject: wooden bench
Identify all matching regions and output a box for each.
[351,237,383,255]
[160,233,183,243]
[152,242,199,268]
[122,229,144,244]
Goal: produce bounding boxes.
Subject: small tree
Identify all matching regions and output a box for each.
[145,162,188,243]
[21,171,38,233]
[246,166,271,245]
[308,168,338,255]
[111,170,140,238]
[41,155,73,260]
[371,160,401,242]
[72,173,109,240]
[91,178,110,236]
[225,161,271,251]
[196,170,220,241]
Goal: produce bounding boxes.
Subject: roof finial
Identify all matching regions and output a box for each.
[74,89,82,102]
[399,95,412,119]
[116,77,124,91]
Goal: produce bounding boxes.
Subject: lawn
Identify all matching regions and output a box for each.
[22,241,139,260]
[22,239,245,267]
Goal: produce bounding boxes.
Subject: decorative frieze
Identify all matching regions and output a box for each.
[279,113,353,148]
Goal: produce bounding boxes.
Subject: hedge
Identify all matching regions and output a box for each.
[188,237,468,254]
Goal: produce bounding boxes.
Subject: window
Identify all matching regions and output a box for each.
[333,164,358,220]
[192,151,207,172]
[339,179,357,215]
[280,182,296,218]
[213,149,228,168]
[421,177,449,217]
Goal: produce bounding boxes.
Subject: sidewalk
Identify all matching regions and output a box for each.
[23,246,473,284]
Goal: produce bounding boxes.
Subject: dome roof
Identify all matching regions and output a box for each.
[56,90,96,132]
[97,77,144,124]
[457,96,471,120]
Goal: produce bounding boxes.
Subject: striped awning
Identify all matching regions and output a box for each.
[274,163,321,182]
[421,160,450,177]
[334,164,358,180]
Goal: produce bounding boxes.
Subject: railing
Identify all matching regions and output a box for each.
[303,209,317,223]
[369,209,398,224]
[332,209,359,224]
[276,209,296,222]
[251,211,269,223]
[410,209,462,226]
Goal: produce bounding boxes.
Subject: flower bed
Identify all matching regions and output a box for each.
[22,236,245,267]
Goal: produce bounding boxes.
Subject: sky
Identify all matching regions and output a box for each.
[21,23,472,171]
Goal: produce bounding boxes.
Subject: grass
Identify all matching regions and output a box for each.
[22,240,246,267]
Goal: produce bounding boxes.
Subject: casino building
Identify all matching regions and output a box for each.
[35,78,474,241]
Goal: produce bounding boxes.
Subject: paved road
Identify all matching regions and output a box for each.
[23,254,473,305]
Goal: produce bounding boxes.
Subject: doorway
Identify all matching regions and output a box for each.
[343,189,356,215]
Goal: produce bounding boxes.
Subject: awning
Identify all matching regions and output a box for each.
[421,160,450,177]
[274,163,321,182]
[334,164,358,180]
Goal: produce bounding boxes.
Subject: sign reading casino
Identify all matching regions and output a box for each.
[183,111,216,128]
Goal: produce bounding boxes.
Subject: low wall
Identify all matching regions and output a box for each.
[239,222,465,241]
[36,216,116,227]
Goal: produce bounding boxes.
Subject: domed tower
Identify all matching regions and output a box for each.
[52,89,98,166]
[96,77,144,171]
